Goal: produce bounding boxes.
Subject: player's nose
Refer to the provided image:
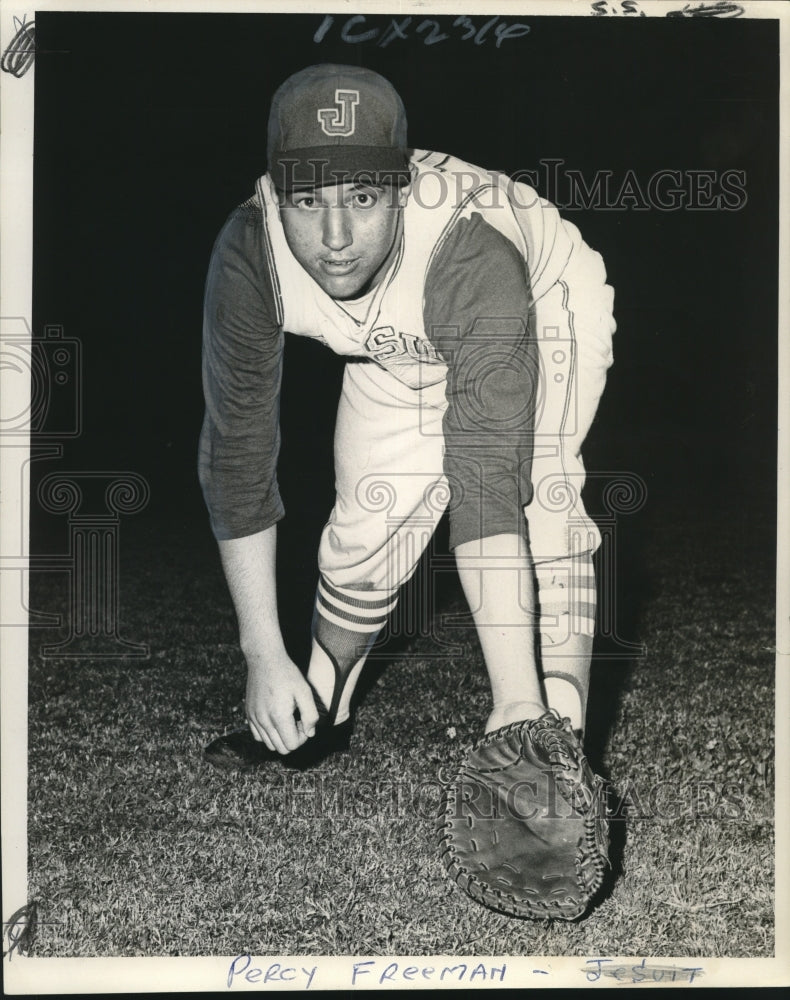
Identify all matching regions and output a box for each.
[322,207,353,252]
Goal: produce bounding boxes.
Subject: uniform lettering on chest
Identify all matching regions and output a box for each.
[365,326,444,365]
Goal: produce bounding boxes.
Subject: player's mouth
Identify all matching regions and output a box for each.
[319,257,360,276]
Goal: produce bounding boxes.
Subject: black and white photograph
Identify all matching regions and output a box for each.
[1,0,787,991]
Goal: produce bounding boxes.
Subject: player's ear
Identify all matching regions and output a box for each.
[396,181,412,208]
[396,161,417,207]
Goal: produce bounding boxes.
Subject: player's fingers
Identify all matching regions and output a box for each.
[294,686,320,739]
[295,719,316,744]
[265,718,292,756]
[258,727,277,753]
[246,716,264,741]
[272,710,307,753]
[246,716,276,752]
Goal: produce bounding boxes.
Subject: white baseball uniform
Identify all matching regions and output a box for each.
[200,150,615,722]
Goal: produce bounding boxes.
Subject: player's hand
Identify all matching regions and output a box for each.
[243,651,320,755]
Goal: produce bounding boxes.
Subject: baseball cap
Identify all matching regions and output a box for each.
[267,64,410,192]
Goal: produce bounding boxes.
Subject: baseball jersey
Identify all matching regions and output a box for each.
[199,151,611,549]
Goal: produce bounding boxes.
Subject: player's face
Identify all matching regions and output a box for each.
[280,182,410,300]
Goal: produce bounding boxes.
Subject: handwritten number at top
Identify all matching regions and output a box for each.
[313,15,530,50]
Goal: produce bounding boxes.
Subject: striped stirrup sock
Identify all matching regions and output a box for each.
[308,575,398,723]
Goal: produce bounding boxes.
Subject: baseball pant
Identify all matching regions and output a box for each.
[308,273,614,723]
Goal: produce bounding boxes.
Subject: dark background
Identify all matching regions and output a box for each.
[30,11,778,599]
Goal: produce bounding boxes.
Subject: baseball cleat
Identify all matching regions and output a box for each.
[204,719,352,772]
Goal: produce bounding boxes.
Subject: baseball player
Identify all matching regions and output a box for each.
[199,64,615,774]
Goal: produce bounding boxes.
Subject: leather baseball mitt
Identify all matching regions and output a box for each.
[437,709,609,920]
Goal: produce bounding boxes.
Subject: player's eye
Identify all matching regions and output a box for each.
[288,192,322,210]
[351,190,377,208]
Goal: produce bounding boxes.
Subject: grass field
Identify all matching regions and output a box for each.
[24,487,775,958]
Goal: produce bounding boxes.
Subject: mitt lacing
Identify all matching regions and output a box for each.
[477,719,524,749]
